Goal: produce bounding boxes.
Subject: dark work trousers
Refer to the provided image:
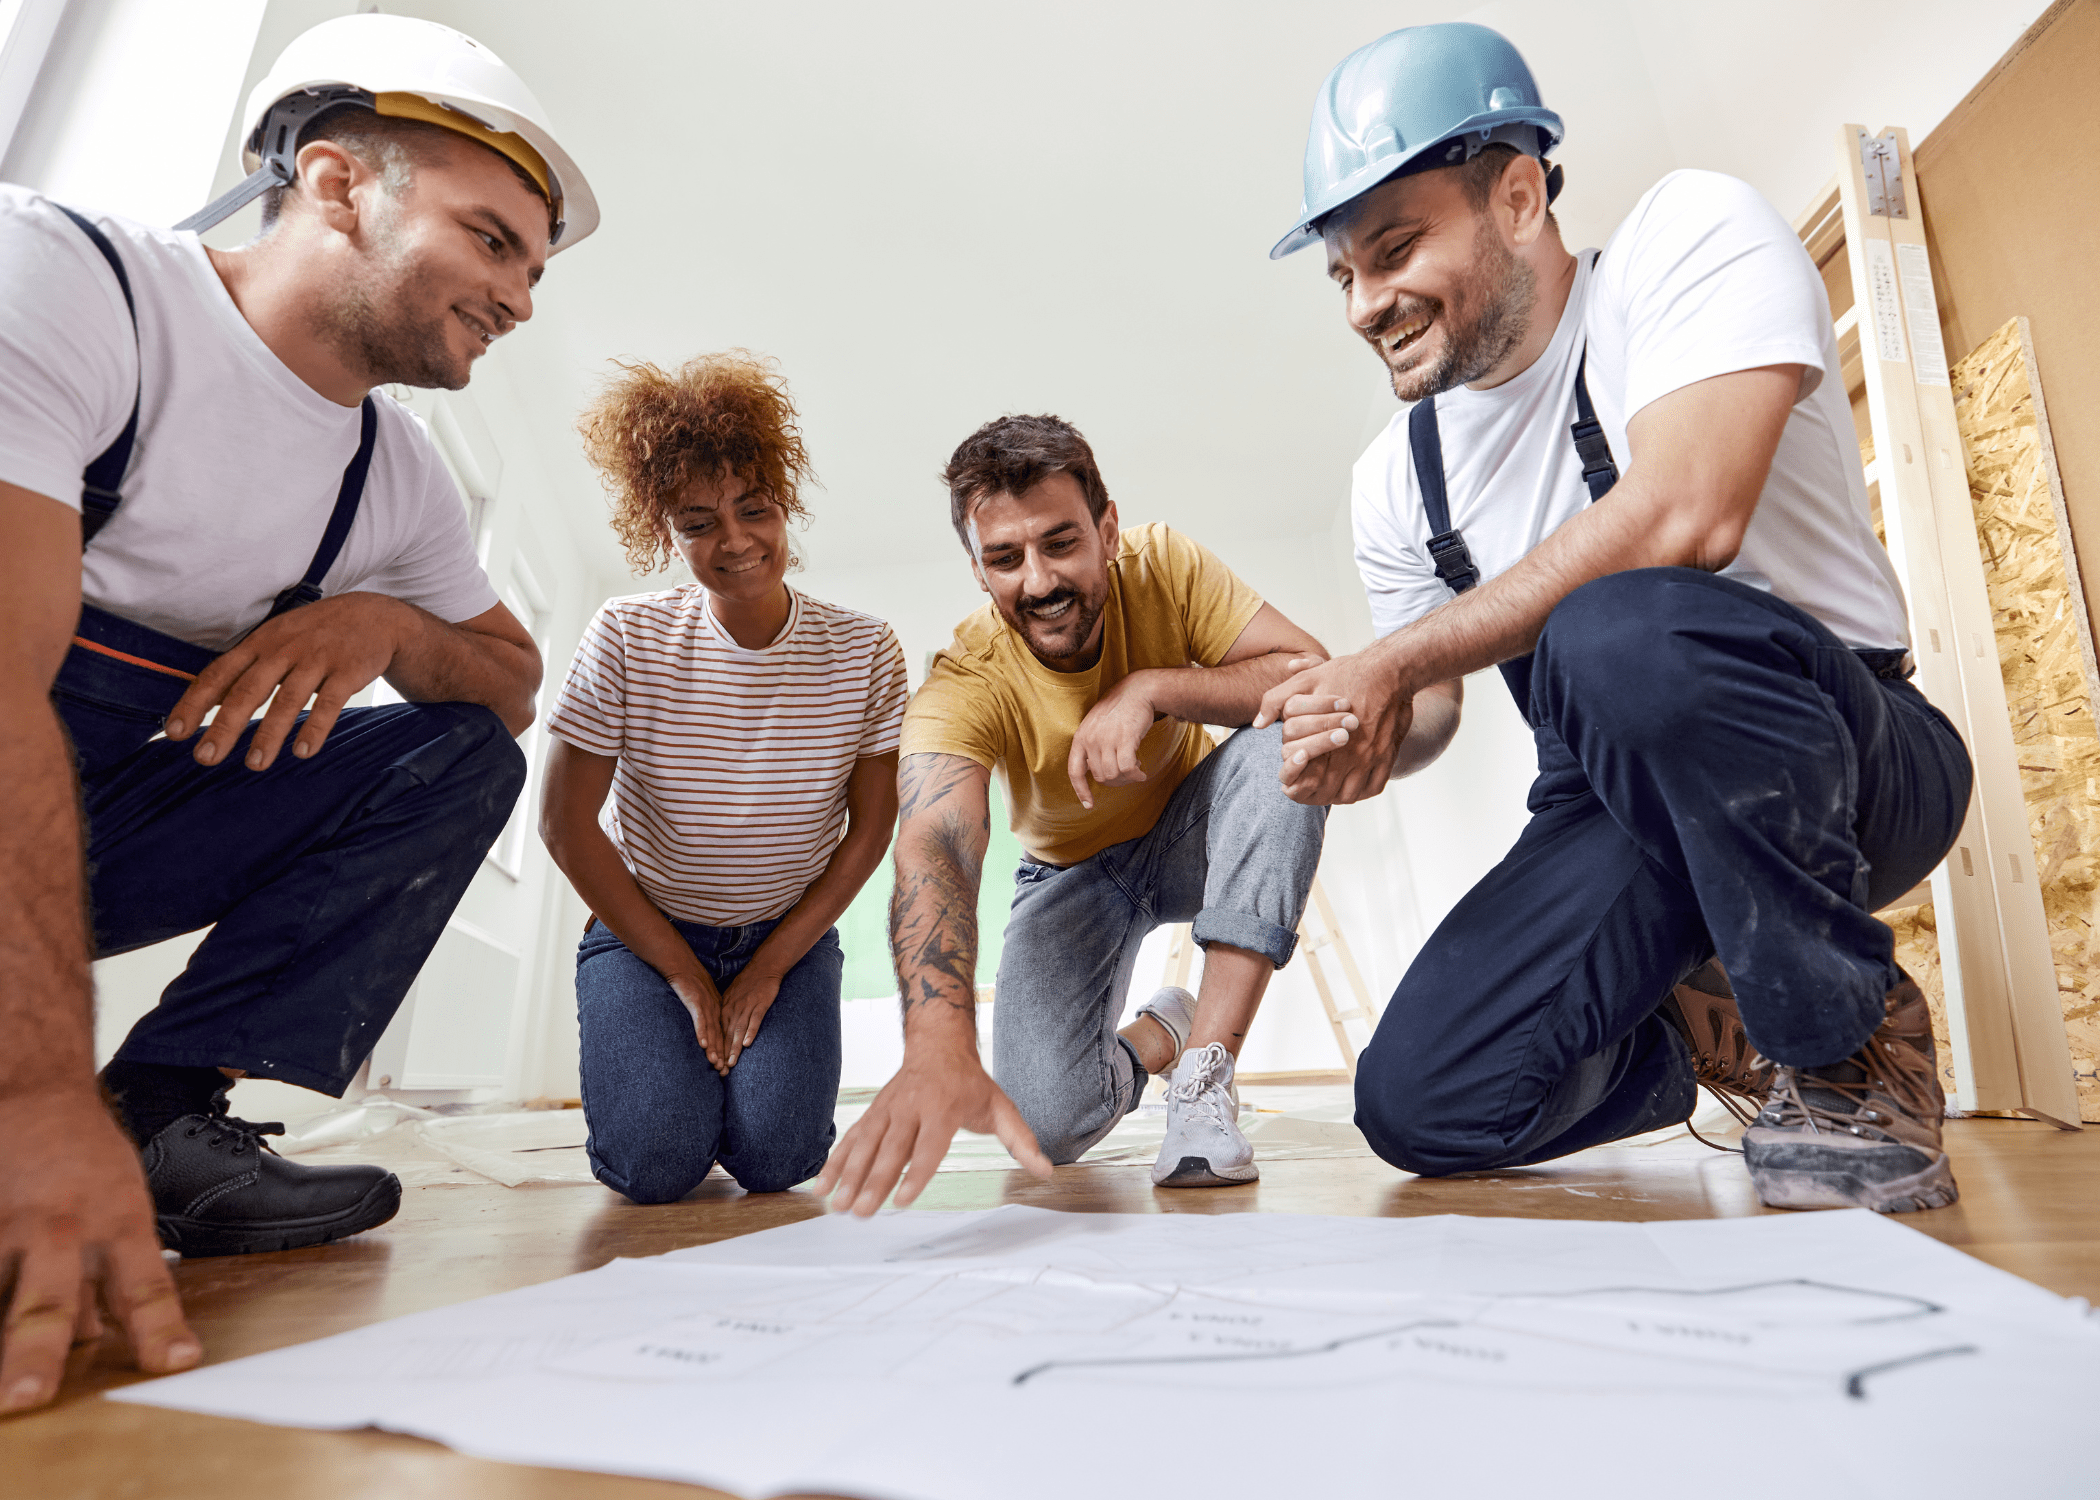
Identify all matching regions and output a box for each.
[1354,568,1973,1177]
[80,702,525,1095]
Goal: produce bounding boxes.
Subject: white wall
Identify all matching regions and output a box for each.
[0,0,268,216]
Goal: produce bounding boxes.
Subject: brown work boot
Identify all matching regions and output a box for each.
[1658,959,1773,1128]
[1742,973,1958,1214]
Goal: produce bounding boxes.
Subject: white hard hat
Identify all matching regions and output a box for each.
[180,12,598,251]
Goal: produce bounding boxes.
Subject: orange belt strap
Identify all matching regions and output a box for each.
[70,635,199,681]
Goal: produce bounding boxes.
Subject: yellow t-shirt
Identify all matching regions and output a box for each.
[901,522,1263,866]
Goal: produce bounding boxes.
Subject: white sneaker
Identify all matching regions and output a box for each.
[1151,1042,1257,1188]
[1135,985,1198,1058]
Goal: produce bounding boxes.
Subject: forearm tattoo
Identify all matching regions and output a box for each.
[890,755,989,1018]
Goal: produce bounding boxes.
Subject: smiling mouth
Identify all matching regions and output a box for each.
[457,308,498,348]
[1025,597,1075,624]
[1378,312,1432,362]
[718,556,766,576]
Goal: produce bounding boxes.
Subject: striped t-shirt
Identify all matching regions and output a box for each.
[547,585,909,925]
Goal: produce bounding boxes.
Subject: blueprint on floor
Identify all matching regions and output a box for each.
[112,1207,2100,1499]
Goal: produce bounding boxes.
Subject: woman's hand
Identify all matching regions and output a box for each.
[667,970,730,1075]
[720,968,785,1067]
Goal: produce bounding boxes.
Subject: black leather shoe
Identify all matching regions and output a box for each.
[141,1107,402,1257]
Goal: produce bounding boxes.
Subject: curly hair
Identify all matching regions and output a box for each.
[576,351,815,576]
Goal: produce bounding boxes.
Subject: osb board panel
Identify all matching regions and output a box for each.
[1889,317,2100,1119]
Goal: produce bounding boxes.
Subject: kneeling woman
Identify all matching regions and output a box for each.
[542,353,905,1202]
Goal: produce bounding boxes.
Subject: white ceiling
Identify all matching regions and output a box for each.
[424,0,1441,602]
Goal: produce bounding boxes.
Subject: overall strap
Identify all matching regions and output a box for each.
[265,397,378,622]
[1407,396,1481,594]
[1569,349,1620,500]
[57,207,141,549]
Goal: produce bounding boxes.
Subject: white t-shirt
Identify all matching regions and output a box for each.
[0,185,496,652]
[546,585,910,926]
[1352,169,1908,653]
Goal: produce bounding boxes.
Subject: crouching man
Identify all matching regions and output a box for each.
[0,12,596,1413]
[1260,24,1971,1212]
[818,415,1330,1212]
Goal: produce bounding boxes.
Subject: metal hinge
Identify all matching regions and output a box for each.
[1860,130,1907,219]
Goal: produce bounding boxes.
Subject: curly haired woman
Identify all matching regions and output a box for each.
[541,353,906,1202]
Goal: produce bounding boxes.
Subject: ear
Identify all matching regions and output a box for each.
[1500,154,1551,249]
[291,138,374,238]
[1097,499,1119,556]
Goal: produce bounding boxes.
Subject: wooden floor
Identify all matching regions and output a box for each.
[6,1116,2096,1499]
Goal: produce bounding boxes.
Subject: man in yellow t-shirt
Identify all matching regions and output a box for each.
[817,414,1335,1212]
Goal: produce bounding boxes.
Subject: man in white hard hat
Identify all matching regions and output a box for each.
[0,14,596,1412]
[1258,24,1971,1214]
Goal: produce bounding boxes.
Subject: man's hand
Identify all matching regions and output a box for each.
[719,968,783,1068]
[1255,652,1405,806]
[1066,672,1160,810]
[668,971,731,1077]
[0,1090,199,1414]
[165,593,410,771]
[814,1049,1052,1216]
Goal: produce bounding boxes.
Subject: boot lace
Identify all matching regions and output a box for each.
[182,1103,287,1158]
[1761,1023,1939,1144]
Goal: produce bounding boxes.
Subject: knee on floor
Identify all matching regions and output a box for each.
[723,1132,835,1195]
[592,1146,716,1205]
[1011,1106,1103,1167]
[730,1162,819,1196]
[1353,1060,1509,1179]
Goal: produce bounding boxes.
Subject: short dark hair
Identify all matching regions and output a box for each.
[259,104,550,236]
[942,414,1110,556]
[1455,142,1558,230]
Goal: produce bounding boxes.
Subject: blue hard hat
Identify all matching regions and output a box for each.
[1270,22,1564,260]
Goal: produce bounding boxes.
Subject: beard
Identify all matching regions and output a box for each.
[998,580,1109,667]
[1367,214,1538,403]
[312,200,473,391]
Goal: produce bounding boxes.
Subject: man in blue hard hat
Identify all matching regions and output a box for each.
[1256,23,1972,1214]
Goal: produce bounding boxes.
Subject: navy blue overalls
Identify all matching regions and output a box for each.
[1350,349,1975,1177]
[52,210,526,1096]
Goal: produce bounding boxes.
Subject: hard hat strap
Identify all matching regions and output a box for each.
[175,86,375,235]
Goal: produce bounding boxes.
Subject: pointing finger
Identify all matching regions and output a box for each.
[1066,743,1094,810]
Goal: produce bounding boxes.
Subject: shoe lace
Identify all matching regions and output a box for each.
[1166,1043,1234,1127]
[1661,980,1773,1140]
[1762,1025,1938,1144]
[182,1104,286,1158]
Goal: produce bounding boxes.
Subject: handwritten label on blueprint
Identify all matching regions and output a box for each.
[1862,239,1907,367]
[1896,242,1950,386]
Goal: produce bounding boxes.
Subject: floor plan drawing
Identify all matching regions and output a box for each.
[114,1207,2100,1500]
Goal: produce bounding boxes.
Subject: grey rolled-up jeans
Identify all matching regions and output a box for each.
[991,722,1328,1164]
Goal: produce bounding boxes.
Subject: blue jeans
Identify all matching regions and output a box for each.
[992,722,1328,1164]
[576,917,842,1202]
[1355,569,1973,1176]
